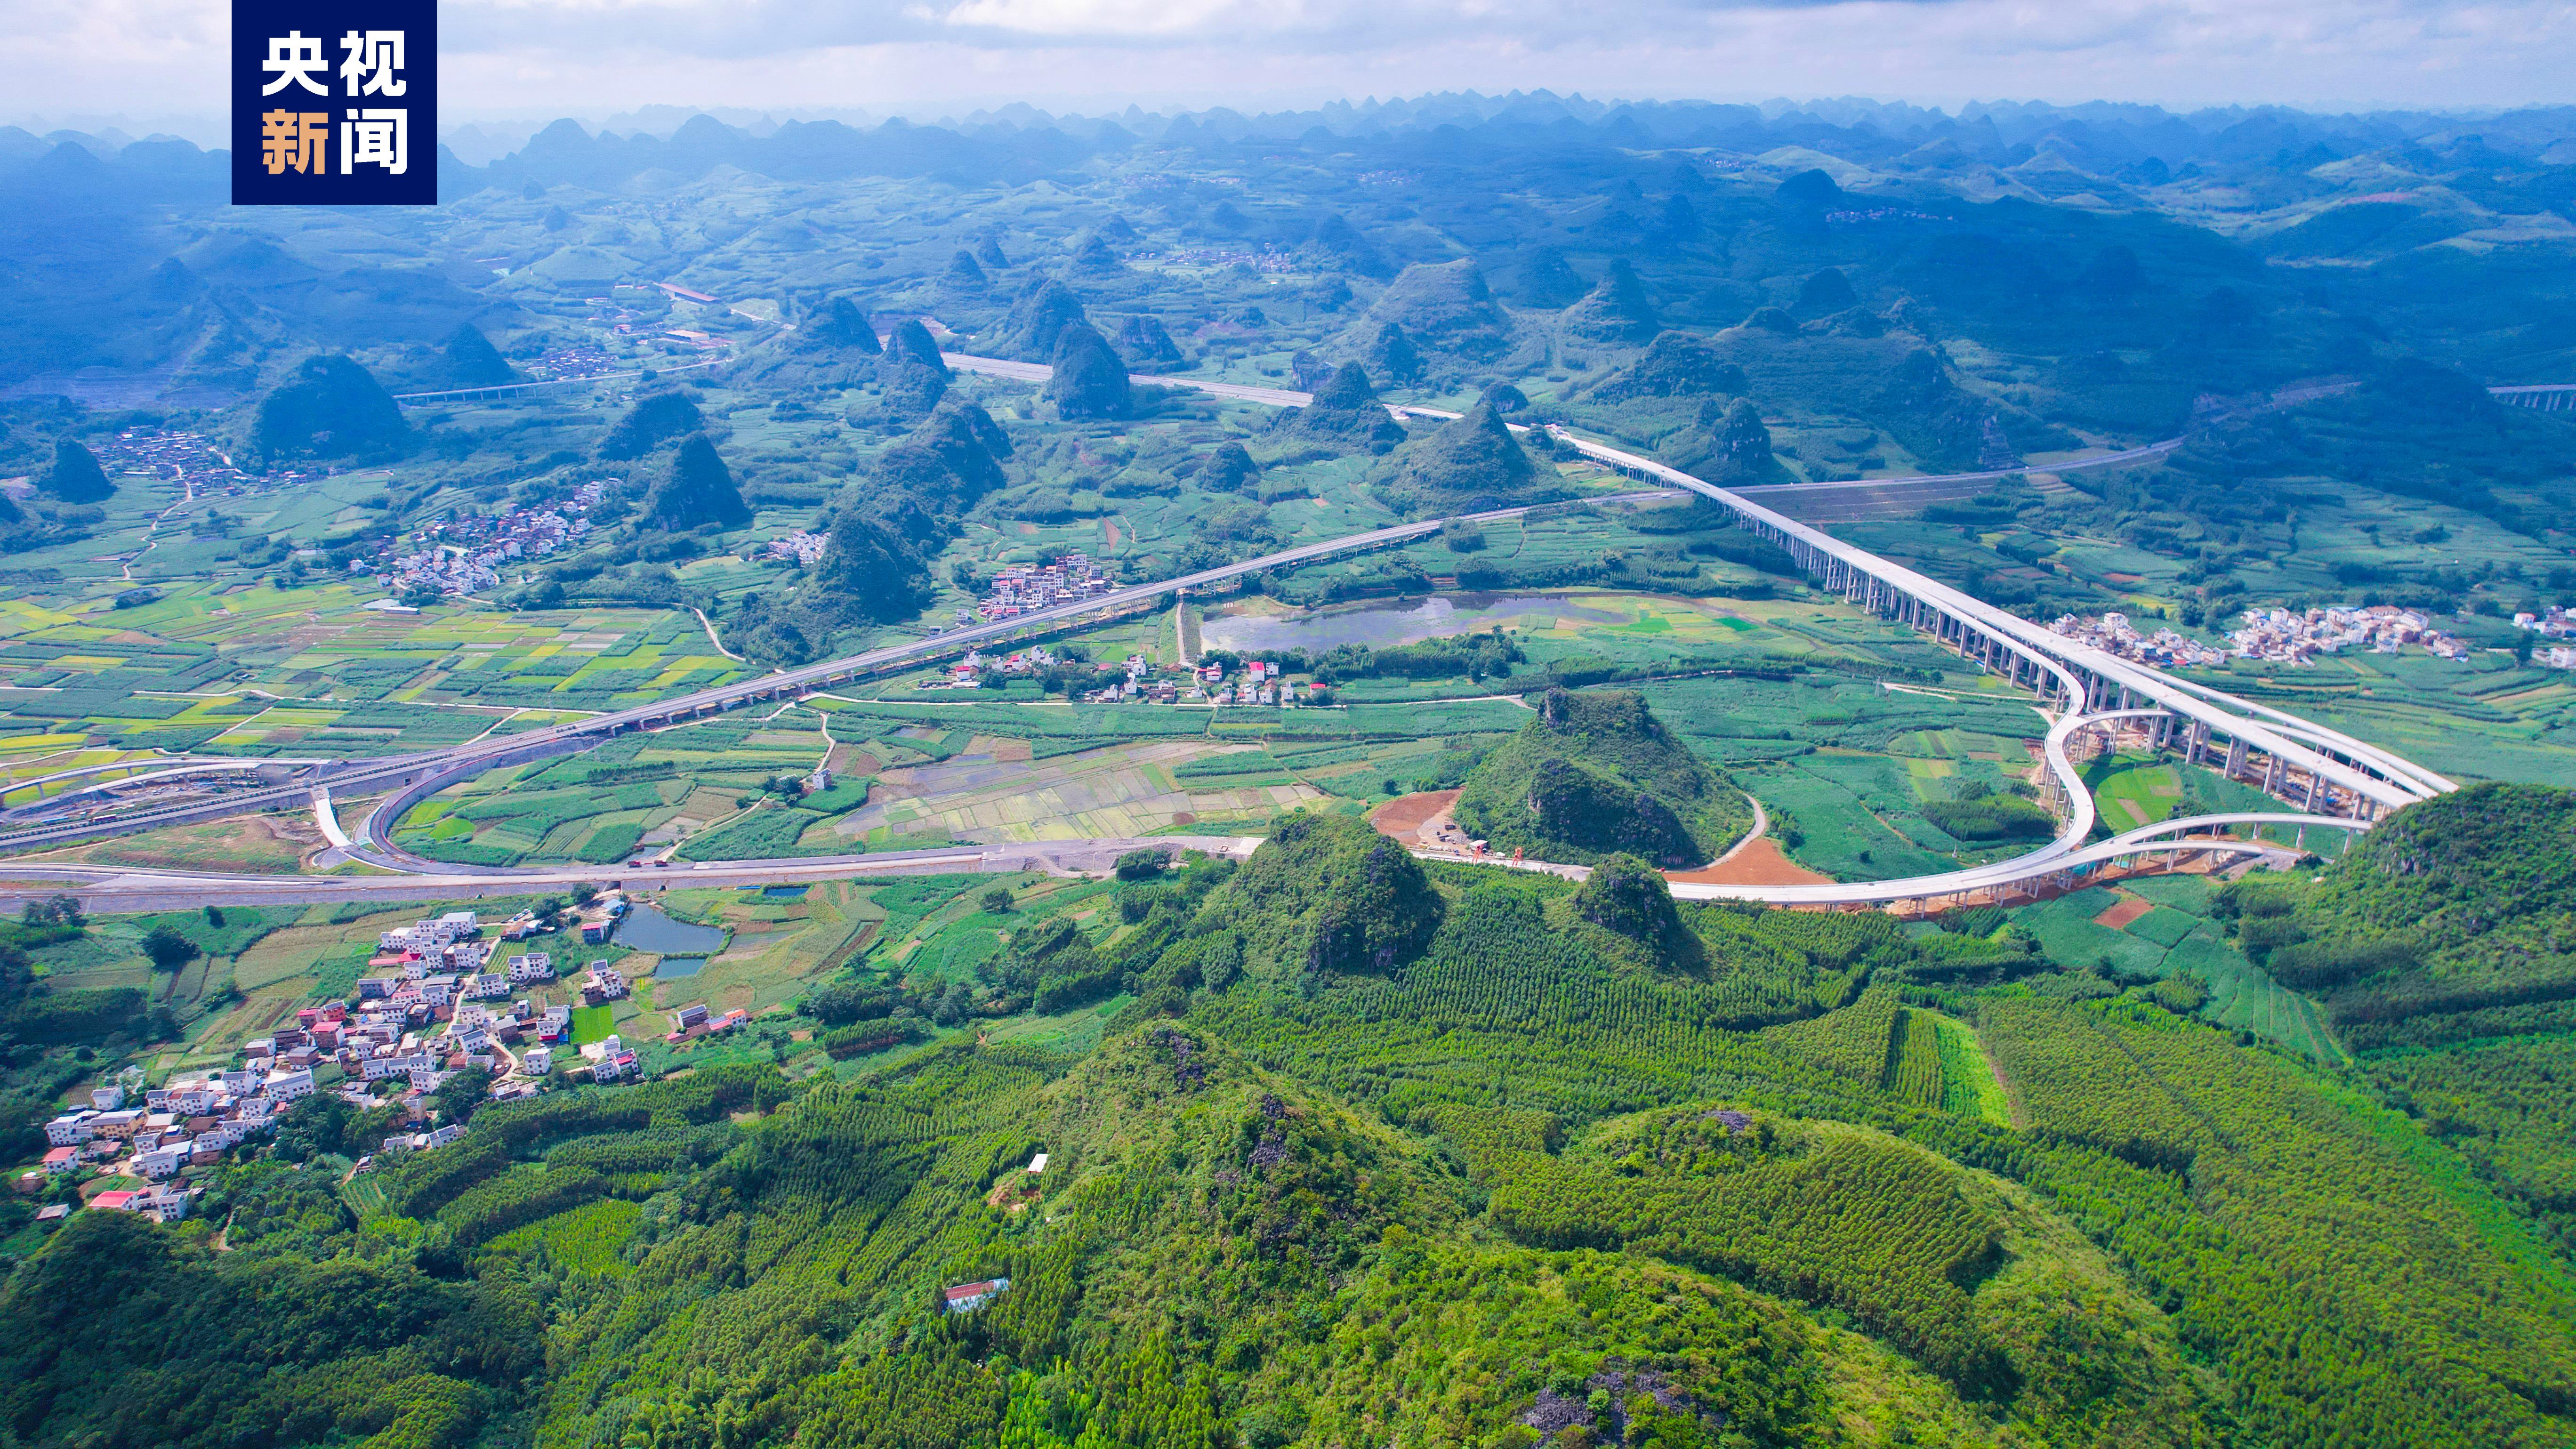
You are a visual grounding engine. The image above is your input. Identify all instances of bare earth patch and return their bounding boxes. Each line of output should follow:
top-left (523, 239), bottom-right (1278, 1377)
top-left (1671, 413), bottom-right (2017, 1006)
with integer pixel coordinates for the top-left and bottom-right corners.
top-left (2093, 892), bottom-right (2156, 930)
top-left (1369, 790), bottom-right (1460, 837)
top-left (39, 812), bottom-right (322, 874)
top-left (1665, 839), bottom-right (1833, 887)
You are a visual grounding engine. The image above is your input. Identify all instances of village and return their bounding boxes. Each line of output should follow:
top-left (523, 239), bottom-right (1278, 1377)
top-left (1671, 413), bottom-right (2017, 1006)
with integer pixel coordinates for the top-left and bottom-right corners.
top-left (18, 891), bottom-right (750, 1224)
top-left (922, 643), bottom-right (1327, 708)
top-left (972, 552), bottom-right (1118, 621)
top-left (2230, 604), bottom-right (2472, 665)
top-left (2513, 606), bottom-right (2576, 668)
top-left (88, 426), bottom-right (323, 499)
top-left (2048, 611), bottom-right (2232, 668)
top-left (375, 481), bottom-right (602, 598)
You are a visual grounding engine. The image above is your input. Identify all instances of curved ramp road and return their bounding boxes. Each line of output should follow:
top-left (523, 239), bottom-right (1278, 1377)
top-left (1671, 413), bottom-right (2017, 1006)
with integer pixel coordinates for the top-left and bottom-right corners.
top-left (1666, 812), bottom-right (2363, 907)
top-left (0, 487), bottom-right (1682, 854)
top-left (0, 352), bottom-right (2475, 912)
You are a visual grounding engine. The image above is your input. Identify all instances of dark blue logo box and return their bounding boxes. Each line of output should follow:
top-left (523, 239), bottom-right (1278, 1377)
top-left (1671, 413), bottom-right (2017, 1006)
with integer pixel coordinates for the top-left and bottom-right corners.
top-left (231, 0), bottom-right (437, 205)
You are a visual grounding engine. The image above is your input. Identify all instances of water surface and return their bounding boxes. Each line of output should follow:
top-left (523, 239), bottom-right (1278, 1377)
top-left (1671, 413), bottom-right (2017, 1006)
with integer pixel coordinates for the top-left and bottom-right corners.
top-left (614, 903), bottom-right (727, 955)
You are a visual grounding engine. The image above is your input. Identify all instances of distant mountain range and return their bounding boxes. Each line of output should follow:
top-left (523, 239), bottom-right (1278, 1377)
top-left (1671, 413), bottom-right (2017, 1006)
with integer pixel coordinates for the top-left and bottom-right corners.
top-left (8, 90), bottom-right (2576, 201)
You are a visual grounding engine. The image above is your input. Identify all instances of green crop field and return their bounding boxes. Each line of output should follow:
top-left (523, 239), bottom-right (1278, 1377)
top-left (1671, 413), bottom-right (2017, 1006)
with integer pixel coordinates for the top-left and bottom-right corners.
top-left (2005, 883), bottom-right (2345, 1062)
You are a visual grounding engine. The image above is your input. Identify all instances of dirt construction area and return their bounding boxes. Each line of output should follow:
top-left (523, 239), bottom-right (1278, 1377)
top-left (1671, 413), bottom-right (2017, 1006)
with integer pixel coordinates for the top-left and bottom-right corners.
top-left (1664, 838), bottom-right (1833, 887)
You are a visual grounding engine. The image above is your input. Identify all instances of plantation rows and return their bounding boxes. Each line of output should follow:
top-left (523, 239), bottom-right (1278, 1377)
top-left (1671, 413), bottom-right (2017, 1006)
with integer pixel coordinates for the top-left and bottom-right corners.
top-left (1971, 994), bottom-right (2576, 1448)
top-left (1455, 1104), bottom-right (2010, 1392)
top-left (1886, 1008), bottom-right (1945, 1108)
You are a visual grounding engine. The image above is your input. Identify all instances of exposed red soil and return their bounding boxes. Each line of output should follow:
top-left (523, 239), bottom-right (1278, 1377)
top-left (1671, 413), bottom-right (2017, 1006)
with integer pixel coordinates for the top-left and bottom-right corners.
top-left (1664, 839), bottom-right (1834, 886)
top-left (2093, 893), bottom-right (2156, 930)
top-left (1369, 790), bottom-right (1461, 837)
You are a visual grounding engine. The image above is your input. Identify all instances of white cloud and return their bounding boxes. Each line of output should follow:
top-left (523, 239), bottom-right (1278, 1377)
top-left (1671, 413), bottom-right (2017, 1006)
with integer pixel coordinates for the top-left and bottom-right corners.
top-left (4, 0), bottom-right (2574, 134)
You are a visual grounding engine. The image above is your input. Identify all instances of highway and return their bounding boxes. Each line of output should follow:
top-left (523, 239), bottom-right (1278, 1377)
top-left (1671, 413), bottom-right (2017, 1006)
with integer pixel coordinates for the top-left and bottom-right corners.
top-left (0, 837), bottom-right (1269, 913)
top-left (0, 479), bottom-right (1683, 856)
top-left (1666, 812), bottom-right (2359, 906)
top-left (1545, 428), bottom-right (2440, 821)
top-left (0, 350), bottom-right (2470, 913)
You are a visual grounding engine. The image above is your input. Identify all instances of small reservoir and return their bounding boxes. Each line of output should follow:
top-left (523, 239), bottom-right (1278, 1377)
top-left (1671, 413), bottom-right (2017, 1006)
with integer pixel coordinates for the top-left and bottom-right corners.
top-left (613, 902), bottom-right (728, 955)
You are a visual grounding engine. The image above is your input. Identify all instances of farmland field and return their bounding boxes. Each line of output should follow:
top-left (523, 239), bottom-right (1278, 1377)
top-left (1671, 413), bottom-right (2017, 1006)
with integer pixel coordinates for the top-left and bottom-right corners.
top-left (2006, 878), bottom-right (2346, 1063)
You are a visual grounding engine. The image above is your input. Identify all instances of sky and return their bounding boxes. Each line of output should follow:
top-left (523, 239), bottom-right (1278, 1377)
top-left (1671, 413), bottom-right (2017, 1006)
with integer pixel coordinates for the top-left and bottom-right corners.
top-left (8, 0), bottom-right (2576, 145)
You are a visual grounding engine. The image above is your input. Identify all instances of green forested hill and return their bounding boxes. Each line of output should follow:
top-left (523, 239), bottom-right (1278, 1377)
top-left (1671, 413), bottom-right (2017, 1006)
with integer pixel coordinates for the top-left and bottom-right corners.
top-left (2204, 783), bottom-right (2576, 1257)
top-left (9, 809), bottom-right (2576, 1449)
top-left (1456, 688), bottom-right (1754, 867)
top-left (2238, 781), bottom-right (2576, 1047)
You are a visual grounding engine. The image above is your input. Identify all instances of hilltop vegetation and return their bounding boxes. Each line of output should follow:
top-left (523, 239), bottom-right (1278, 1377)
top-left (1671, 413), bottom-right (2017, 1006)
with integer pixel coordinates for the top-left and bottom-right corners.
top-left (1456, 688), bottom-right (1754, 867)
top-left (10, 796), bottom-right (2576, 1448)
top-left (2232, 782), bottom-right (2576, 1047)
top-left (8, 83), bottom-right (2576, 1449)
top-left (250, 355), bottom-right (407, 462)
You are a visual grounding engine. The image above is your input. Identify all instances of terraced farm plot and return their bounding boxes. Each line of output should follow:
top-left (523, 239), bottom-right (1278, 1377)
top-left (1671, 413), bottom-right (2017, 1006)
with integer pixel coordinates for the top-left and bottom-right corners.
top-left (0, 577), bottom-right (749, 754)
top-left (2088, 757), bottom-right (2185, 829)
top-left (1739, 762), bottom-right (1955, 882)
top-left (2008, 884), bottom-right (2344, 1062)
top-left (829, 738), bottom-right (1321, 845)
top-left (483, 1198), bottom-right (642, 1277)
top-left (603, 880), bottom-right (896, 1022)
top-left (28, 813), bottom-right (324, 873)
top-left (1934, 1015), bottom-right (2012, 1124)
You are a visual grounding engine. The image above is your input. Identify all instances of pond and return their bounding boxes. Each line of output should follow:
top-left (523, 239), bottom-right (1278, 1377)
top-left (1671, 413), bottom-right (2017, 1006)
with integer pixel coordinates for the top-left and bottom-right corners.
top-left (653, 957), bottom-right (706, 979)
top-left (614, 903), bottom-right (728, 955)
top-left (1200, 593), bottom-right (1630, 654)
top-left (757, 884), bottom-right (810, 900)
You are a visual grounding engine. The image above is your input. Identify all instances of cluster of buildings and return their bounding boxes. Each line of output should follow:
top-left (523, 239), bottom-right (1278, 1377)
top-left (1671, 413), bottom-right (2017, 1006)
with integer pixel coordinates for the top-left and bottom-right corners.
top-left (1084, 655), bottom-right (1320, 707)
top-left (2049, 612), bottom-right (2231, 668)
top-left (20, 892), bottom-right (778, 1221)
top-left (90, 427), bottom-right (322, 500)
top-left (38, 1076), bottom-right (295, 1219)
top-left (935, 644), bottom-right (1067, 689)
top-left (926, 646), bottom-right (1320, 708)
top-left (1137, 244), bottom-right (1299, 273)
top-left (2513, 608), bottom-right (2576, 669)
top-left (766, 530), bottom-right (829, 567)
top-left (379, 493), bottom-right (598, 598)
top-left (978, 553), bottom-right (1116, 620)
top-left (1080, 652), bottom-right (1176, 703)
top-left (2230, 606), bottom-right (2470, 665)
top-left (664, 1000), bottom-right (749, 1045)
top-left (1190, 657), bottom-right (1317, 707)
top-left (531, 343), bottom-right (620, 380)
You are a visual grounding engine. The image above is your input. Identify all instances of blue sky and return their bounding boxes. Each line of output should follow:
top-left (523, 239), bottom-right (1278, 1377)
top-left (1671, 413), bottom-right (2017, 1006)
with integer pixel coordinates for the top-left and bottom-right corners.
top-left (7, 0), bottom-right (2572, 141)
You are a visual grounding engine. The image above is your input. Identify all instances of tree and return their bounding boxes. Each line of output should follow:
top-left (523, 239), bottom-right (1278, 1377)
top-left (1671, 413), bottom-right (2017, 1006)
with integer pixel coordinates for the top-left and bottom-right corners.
top-left (1115, 849), bottom-right (1171, 881)
top-left (40, 441), bottom-right (115, 503)
top-left (596, 389), bottom-right (706, 460)
top-left (434, 323), bottom-right (519, 388)
top-left (1200, 442), bottom-right (1258, 493)
top-left (810, 506), bottom-right (934, 624)
top-left (432, 1066), bottom-right (493, 1126)
top-left (140, 924), bottom-right (200, 974)
top-left (980, 887), bottom-right (1015, 914)
top-left (270, 1093), bottom-right (353, 1162)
